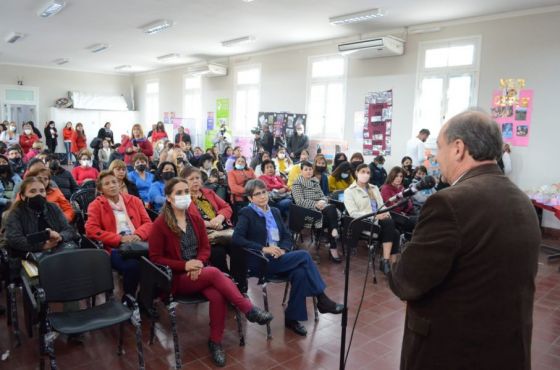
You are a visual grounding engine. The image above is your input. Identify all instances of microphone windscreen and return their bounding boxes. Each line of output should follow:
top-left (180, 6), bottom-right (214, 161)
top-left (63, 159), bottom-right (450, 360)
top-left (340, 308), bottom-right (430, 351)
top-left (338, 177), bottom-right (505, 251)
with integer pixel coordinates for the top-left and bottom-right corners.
top-left (418, 175), bottom-right (436, 190)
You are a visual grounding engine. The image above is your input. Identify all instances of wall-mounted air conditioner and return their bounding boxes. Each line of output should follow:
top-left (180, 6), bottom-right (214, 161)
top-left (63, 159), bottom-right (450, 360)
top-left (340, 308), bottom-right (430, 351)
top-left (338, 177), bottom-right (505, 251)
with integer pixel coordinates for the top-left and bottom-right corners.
top-left (338, 36), bottom-right (404, 59)
top-left (187, 63), bottom-right (227, 77)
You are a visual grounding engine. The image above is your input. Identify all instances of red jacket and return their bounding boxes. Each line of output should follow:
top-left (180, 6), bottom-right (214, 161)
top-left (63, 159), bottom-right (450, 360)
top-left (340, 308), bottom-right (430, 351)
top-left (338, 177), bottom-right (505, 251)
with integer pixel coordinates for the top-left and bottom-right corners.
top-left (71, 131), bottom-right (87, 154)
top-left (85, 193), bottom-right (153, 251)
top-left (197, 188), bottom-right (233, 224)
top-left (148, 204), bottom-right (210, 293)
top-left (150, 131), bottom-right (168, 144)
top-left (71, 166), bottom-right (100, 186)
top-left (380, 183), bottom-right (414, 215)
top-left (19, 134), bottom-right (39, 154)
top-left (63, 127), bottom-right (74, 141)
top-left (259, 174), bottom-right (288, 191)
top-left (118, 136), bottom-right (154, 165)
top-left (227, 168), bottom-right (256, 202)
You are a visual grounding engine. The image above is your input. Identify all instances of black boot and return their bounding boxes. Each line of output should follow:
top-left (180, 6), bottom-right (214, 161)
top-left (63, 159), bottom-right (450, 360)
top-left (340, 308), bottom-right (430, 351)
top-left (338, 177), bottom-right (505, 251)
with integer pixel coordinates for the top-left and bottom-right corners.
top-left (208, 340), bottom-right (226, 367)
top-left (285, 319), bottom-right (307, 336)
top-left (316, 293), bottom-right (344, 314)
top-left (245, 306), bottom-right (273, 325)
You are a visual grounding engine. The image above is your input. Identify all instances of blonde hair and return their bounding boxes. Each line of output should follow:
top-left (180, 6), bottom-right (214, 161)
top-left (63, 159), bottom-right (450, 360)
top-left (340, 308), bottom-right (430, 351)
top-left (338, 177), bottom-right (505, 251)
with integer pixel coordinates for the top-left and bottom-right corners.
top-left (78, 149), bottom-right (92, 159)
top-left (131, 123), bottom-right (144, 138)
top-left (108, 159), bottom-right (127, 172)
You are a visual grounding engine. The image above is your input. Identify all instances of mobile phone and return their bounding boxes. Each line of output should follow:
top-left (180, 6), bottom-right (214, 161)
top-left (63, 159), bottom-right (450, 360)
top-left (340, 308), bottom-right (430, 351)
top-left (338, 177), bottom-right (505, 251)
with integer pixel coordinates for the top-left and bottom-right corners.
top-left (26, 230), bottom-right (50, 244)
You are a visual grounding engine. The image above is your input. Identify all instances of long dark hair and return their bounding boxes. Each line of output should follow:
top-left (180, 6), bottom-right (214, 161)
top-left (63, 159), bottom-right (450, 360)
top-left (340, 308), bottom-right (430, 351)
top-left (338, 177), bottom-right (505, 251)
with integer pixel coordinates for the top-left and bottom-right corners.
top-left (75, 123), bottom-right (86, 138)
top-left (331, 161), bottom-right (352, 181)
top-left (0, 154), bottom-right (15, 179)
top-left (9, 176), bottom-right (45, 212)
top-left (156, 161), bottom-right (177, 181)
top-left (385, 166), bottom-right (406, 187)
top-left (162, 177), bottom-right (190, 237)
top-left (332, 153), bottom-right (348, 172)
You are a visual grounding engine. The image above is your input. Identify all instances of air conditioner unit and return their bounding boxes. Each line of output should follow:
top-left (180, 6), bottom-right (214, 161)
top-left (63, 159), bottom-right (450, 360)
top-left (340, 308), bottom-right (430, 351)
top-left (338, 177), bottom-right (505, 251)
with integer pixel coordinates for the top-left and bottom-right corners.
top-left (187, 63), bottom-right (227, 77)
top-left (338, 36), bottom-right (404, 59)
top-left (5, 32), bottom-right (26, 44)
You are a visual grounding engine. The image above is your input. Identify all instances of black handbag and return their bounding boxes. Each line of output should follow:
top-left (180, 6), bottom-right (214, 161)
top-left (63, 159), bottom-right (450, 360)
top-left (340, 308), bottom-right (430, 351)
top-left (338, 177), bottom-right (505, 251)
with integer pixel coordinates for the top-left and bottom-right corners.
top-left (118, 241), bottom-right (149, 259)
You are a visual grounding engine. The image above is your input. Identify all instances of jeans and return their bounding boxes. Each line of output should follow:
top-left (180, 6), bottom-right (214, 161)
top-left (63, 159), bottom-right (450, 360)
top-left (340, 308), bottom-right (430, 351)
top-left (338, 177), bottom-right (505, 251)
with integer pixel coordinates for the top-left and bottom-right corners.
top-left (64, 141), bottom-right (72, 164)
top-left (110, 250), bottom-right (140, 297)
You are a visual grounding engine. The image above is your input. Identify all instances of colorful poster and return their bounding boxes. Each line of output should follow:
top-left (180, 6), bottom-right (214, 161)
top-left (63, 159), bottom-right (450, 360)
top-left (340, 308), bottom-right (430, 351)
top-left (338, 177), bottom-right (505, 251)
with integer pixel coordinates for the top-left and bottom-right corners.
top-left (163, 112), bottom-right (176, 125)
top-left (363, 89), bottom-right (393, 156)
top-left (257, 111), bottom-right (306, 152)
top-left (205, 99), bottom-right (232, 149)
top-left (491, 79), bottom-right (533, 147)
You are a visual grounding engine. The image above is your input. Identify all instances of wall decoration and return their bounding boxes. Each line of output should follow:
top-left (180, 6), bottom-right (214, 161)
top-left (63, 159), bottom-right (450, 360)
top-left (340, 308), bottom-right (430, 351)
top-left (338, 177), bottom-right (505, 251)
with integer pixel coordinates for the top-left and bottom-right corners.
top-left (491, 79), bottom-right (533, 147)
top-left (257, 111), bottom-right (306, 153)
top-left (205, 99), bottom-right (232, 149)
top-left (363, 89), bottom-right (393, 156)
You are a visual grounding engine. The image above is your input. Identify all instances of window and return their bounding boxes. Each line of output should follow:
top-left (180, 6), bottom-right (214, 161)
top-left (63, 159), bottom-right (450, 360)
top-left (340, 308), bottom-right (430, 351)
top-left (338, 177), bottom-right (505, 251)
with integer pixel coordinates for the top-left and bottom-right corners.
top-left (306, 55), bottom-right (346, 138)
top-left (145, 80), bottom-right (160, 126)
top-left (234, 66), bottom-right (261, 134)
top-left (413, 37), bottom-right (480, 139)
top-left (183, 75), bottom-right (202, 136)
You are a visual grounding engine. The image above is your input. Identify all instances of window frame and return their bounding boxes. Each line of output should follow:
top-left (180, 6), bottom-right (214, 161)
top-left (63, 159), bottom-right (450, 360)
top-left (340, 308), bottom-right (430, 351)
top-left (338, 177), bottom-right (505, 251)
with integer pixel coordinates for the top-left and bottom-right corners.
top-left (233, 64), bottom-right (261, 135)
top-left (182, 74), bottom-right (203, 140)
top-left (145, 79), bottom-right (160, 127)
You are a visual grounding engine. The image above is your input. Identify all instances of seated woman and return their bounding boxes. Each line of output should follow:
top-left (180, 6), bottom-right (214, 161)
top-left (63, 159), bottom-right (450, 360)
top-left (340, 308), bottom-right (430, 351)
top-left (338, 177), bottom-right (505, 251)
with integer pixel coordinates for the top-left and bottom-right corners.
top-left (0, 154), bottom-right (21, 214)
top-left (272, 147), bottom-right (293, 177)
top-left (148, 178), bottom-right (272, 367)
top-left (258, 159), bottom-right (292, 219)
top-left (109, 159), bottom-right (141, 199)
top-left (148, 161), bottom-right (178, 213)
top-left (328, 161), bottom-right (354, 193)
top-left (287, 149), bottom-right (309, 188)
top-left (251, 151), bottom-right (270, 177)
top-left (344, 164), bottom-right (400, 274)
top-left (312, 154), bottom-right (329, 195)
top-left (25, 168), bottom-right (75, 222)
top-left (380, 166), bottom-right (417, 233)
top-left (331, 152), bottom-right (348, 172)
top-left (401, 156), bottom-right (414, 187)
top-left (349, 152), bottom-right (365, 172)
top-left (85, 171), bottom-right (153, 297)
top-left (227, 156), bottom-right (256, 211)
top-left (48, 156), bottom-right (79, 200)
top-left (233, 179), bottom-right (343, 336)
top-left (128, 153), bottom-right (154, 203)
top-left (411, 165), bottom-right (436, 211)
top-left (292, 161), bottom-right (342, 263)
top-left (71, 150), bottom-right (99, 186)
top-left (5, 176), bottom-right (79, 259)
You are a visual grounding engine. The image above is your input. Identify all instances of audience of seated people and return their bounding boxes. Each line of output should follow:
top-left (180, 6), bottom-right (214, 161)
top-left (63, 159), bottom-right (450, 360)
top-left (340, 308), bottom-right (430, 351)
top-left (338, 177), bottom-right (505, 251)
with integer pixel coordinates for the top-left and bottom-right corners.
top-left (272, 146), bottom-right (293, 177)
top-left (368, 155), bottom-right (387, 187)
top-left (287, 149), bottom-right (310, 188)
top-left (47, 156), bottom-right (79, 200)
top-left (227, 155), bottom-right (256, 212)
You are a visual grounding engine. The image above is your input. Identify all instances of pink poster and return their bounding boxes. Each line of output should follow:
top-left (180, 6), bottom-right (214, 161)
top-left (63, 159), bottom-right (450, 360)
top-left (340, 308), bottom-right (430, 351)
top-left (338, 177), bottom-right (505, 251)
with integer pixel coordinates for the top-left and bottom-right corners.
top-left (491, 87), bottom-right (533, 147)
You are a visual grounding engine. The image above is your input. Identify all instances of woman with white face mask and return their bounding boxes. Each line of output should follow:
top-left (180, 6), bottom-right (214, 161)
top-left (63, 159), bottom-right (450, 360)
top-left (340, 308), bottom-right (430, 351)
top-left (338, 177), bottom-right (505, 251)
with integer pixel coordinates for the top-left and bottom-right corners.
top-left (0, 122), bottom-right (19, 146)
top-left (272, 147), bottom-right (293, 176)
top-left (148, 177), bottom-right (273, 367)
top-left (71, 149), bottom-right (99, 186)
top-left (19, 123), bottom-right (40, 155)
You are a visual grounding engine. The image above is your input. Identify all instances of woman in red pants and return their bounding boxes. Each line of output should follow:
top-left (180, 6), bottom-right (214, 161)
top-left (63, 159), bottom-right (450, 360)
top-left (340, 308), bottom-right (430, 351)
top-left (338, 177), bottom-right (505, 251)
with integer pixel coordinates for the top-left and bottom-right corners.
top-left (148, 177), bottom-right (272, 367)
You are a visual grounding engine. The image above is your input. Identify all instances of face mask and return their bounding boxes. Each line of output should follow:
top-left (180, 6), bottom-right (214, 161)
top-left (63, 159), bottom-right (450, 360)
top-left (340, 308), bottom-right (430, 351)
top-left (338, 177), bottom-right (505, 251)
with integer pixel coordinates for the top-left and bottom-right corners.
top-left (376, 164), bottom-right (383, 169)
top-left (404, 164), bottom-right (412, 169)
top-left (24, 129), bottom-right (32, 135)
top-left (80, 160), bottom-right (91, 167)
top-left (161, 172), bottom-right (175, 181)
top-left (174, 194), bottom-right (191, 210)
top-left (296, 130), bottom-right (304, 135)
top-left (235, 164), bottom-right (245, 170)
top-left (10, 126), bottom-right (16, 132)
top-left (357, 173), bottom-right (370, 183)
top-left (315, 166), bottom-right (326, 173)
top-left (26, 195), bottom-right (46, 211)
top-left (0, 165), bottom-right (10, 174)
top-left (277, 153), bottom-right (285, 159)
top-left (341, 173), bottom-right (350, 179)
top-left (136, 164), bottom-right (147, 172)
top-left (352, 161), bottom-right (363, 167)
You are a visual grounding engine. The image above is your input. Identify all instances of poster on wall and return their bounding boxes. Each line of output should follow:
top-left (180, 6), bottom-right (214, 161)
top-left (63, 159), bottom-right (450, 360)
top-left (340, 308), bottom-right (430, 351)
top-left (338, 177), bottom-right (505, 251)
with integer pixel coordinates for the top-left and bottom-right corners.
top-left (205, 99), bottom-right (232, 149)
top-left (257, 111), bottom-right (306, 152)
top-left (490, 79), bottom-right (533, 147)
top-left (363, 89), bottom-right (393, 156)
top-left (163, 112), bottom-right (176, 125)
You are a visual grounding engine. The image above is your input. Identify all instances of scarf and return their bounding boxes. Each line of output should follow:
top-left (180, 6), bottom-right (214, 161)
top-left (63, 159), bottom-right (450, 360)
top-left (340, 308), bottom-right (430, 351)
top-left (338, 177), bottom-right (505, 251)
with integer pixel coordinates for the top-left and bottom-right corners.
top-left (193, 192), bottom-right (217, 221)
top-left (107, 194), bottom-right (136, 235)
top-left (249, 203), bottom-right (279, 246)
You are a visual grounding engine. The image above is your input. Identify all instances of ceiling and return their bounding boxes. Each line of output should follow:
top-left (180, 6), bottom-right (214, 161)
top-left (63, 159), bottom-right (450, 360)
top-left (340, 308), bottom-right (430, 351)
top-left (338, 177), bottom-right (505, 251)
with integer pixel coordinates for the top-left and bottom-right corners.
top-left (0, 0), bottom-right (559, 74)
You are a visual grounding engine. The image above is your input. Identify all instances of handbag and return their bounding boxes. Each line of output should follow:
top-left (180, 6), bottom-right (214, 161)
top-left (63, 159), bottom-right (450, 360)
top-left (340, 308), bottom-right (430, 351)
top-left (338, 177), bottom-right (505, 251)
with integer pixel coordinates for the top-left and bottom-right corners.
top-left (207, 228), bottom-right (234, 246)
top-left (118, 241), bottom-right (149, 259)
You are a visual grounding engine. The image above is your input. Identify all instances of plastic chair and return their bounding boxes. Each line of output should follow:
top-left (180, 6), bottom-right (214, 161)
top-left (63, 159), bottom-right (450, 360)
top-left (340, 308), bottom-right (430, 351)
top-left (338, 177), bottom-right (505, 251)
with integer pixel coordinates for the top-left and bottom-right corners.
top-left (242, 247), bottom-right (318, 340)
top-left (35, 249), bottom-right (145, 370)
top-left (1, 248), bottom-right (22, 347)
top-left (138, 257), bottom-right (245, 370)
top-left (70, 188), bottom-right (97, 234)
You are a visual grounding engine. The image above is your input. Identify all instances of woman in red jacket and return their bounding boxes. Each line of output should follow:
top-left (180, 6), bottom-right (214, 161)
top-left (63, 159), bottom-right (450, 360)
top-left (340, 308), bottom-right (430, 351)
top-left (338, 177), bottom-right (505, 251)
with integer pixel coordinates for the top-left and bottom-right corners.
top-left (62, 121), bottom-right (74, 164)
top-left (19, 122), bottom-right (40, 155)
top-left (118, 124), bottom-right (154, 166)
top-left (258, 159), bottom-right (292, 218)
top-left (71, 122), bottom-right (87, 155)
top-left (226, 156), bottom-right (255, 214)
top-left (150, 121), bottom-right (168, 144)
top-left (71, 150), bottom-right (99, 186)
top-left (148, 178), bottom-right (272, 367)
top-left (86, 171), bottom-right (153, 296)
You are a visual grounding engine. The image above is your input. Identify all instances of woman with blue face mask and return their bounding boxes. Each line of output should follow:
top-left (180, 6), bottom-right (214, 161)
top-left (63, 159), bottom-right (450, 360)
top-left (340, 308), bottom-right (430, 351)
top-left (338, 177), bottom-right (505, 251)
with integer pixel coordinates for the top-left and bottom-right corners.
top-left (328, 161), bottom-right (354, 193)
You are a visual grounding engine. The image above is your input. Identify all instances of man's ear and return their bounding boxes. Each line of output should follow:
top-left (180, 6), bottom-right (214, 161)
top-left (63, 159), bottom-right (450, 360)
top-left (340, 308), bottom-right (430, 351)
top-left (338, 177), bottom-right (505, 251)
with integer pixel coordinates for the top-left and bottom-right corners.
top-left (453, 139), bottom-right (467, 161)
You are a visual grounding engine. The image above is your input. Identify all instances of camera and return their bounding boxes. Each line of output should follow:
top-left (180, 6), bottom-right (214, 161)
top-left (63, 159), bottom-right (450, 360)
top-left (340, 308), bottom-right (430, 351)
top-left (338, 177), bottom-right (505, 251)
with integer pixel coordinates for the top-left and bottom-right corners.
top-left (250, 127), bottom-right (261, 135)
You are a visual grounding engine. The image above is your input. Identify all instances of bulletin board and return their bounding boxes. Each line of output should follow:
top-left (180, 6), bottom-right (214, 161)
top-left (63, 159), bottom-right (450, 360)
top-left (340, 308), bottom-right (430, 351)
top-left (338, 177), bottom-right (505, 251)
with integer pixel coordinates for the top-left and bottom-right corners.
top-left (363, 89), bottom-right (393, 156)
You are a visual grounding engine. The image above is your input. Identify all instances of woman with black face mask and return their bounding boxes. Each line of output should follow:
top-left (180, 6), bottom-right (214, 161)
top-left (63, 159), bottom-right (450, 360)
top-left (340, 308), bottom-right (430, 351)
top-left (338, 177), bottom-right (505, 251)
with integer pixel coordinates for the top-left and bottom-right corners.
top-left (5, 177), bottom-right (79, 259)
top-left (0, 154), bottom-right (22, 214)
top-left (349, 152), bottom-right (365, 172)
top-left (148, 161), bottom-right (177, 213)
top-left (128, 153), bottom-right (154, 203)
top-left (401, 156), bottom-right (414, 187)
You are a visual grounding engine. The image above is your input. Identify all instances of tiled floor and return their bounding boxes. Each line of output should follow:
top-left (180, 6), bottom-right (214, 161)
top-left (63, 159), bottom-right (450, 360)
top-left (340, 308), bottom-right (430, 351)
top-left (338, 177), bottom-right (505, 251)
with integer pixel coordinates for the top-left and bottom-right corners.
top-left (2, 240), bottom-right (560, 370)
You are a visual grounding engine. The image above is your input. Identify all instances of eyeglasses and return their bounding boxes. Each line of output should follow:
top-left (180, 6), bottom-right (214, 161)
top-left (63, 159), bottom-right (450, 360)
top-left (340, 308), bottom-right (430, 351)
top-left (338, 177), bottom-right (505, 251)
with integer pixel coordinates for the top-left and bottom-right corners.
top-left (252, 190), bottom-right (268, 197)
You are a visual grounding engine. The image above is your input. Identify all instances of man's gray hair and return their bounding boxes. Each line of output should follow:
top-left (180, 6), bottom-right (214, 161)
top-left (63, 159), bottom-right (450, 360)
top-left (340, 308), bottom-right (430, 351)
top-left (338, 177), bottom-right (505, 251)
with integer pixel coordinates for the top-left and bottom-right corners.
top-left (444, 110), bottom-right (503, 161)
top-left (245, 179), bottom-right (267, 197)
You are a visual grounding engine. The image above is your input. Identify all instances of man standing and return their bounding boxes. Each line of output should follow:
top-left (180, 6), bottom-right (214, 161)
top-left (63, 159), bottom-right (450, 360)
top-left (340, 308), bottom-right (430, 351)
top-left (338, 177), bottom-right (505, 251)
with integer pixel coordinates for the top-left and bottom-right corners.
top-left (406, 128), bottom-right (430, 167)
top-left (389, 111), bottom-right (540, 370)
top-left (287, 122), bottom-right (309, 162)
top-left (258, 124), bottom-right (274, 155)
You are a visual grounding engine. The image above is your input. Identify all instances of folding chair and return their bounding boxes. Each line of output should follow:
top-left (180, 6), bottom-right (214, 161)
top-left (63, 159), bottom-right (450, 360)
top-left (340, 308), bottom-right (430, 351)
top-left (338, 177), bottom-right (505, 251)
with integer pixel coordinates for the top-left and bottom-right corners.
top-left (70, 188), bottom-right (97, 234)
top-left (138, 257), bottom-right (245, 370)
top-left (288, 203), bottom-right (323, 258)
top-left (35, 249), bottom-right (145, 370)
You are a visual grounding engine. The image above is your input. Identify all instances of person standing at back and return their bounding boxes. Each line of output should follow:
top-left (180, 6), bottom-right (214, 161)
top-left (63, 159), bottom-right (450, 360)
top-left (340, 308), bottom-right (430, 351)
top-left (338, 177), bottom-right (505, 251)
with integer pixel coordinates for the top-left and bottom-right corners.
top-left (406, 128), bottom-right (430, 167)
top-left (388, 110), bottom-right (541, 370)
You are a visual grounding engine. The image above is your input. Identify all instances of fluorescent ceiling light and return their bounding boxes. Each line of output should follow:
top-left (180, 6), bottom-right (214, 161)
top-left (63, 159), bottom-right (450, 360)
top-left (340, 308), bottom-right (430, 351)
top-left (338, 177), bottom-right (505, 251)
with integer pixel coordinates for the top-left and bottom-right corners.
top-left (157, 53), bottom-right (181, 62)
top-left (53, 58), bottom-right (69, 65)
top-left (38, 0), bottom-right (66, 18)
top-left (221, 35), bottom-right (256, 47)
top-left (87, 43), bottom-right (110, 53)
top-left (242, 0), bottom-right (256, 2)
top-left (5, 32), bottom-right (26, 44)
top-left (115, 65), bottom-right (132, 71)
top-left (408, 27), bottom-right (442, 35)
top-left (141, 20), bottom-right (174, 35)
top-left (329, 8), bottom-right (384, 25)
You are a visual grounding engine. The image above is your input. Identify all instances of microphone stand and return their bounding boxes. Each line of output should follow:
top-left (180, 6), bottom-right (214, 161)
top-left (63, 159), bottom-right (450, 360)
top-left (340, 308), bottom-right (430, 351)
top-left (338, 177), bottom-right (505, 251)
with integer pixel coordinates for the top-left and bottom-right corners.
top-left (339, 196), bottom-right (412, 370)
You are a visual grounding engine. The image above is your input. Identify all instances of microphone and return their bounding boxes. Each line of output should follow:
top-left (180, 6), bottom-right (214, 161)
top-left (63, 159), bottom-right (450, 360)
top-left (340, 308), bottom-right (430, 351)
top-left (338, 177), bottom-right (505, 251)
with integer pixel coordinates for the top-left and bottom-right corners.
top-left (387, 175), bottom-right (436, 203)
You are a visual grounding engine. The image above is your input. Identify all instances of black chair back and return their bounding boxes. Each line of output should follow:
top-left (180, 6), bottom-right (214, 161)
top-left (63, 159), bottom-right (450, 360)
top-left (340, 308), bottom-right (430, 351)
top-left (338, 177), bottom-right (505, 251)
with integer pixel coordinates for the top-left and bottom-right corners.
top-left (80, 180), bottom-right (97, 190)
top-left (288, 203), bottom-right (322, 233)
top-left (38, 249), bottom-right (113, 303)
top-left (70, 188), bottom-right (97, 213)
top-left (146, 208), bottom-right (159, 222)
top-left (138, 257), bottom-right (172, 310)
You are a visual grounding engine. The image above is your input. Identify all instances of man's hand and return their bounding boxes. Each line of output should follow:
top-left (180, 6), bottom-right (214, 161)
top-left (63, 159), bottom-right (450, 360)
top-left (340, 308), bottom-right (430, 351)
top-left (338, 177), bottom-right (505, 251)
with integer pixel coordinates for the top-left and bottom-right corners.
top-left (262, 246), bottom-right (285, 259)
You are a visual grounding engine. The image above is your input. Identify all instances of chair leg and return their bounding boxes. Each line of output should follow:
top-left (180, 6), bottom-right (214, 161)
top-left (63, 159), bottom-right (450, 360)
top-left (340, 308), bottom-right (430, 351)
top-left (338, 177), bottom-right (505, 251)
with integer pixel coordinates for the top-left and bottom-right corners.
top-left (281, 282), bottom-right (290, 307)
top-left (8, 283), bottom-right (21, 347)
top-left (312, 296), bottom-right (319, 322)
top-left (43, 322), bottom-right (57, 370)
top-left (234, 308), bottom-right (245, 346)
top-left (117, 322), bottom-right (125, 355)
top-left (262, 283), bottom-right (272, 340)
top-left (130, 303), bottom-right (146, 370)
top-left (369, 243), bottom-right (377, 285)
top-left (167, 302), bottom-right (181, 370)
